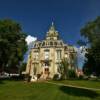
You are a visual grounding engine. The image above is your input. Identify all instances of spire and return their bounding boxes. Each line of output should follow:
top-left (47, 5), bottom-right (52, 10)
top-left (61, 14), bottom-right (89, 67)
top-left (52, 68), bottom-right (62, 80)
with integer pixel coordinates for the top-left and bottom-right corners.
top-left (52, 21), bottom-right (54, 26)
top-left (49, 22), bottom-right (55, 31)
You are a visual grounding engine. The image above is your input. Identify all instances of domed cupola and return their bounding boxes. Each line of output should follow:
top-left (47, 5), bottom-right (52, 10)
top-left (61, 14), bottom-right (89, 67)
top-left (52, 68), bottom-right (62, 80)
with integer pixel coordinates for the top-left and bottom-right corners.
top-left (46, 22), bottom-right (59, 40)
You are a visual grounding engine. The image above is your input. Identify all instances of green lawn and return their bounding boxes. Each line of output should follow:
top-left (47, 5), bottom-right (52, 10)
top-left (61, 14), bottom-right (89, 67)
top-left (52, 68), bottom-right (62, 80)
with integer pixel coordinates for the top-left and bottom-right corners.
top-left (52, 80), bottom-right (100, 89)
top-left (0, 80), bottom-right (100, 100)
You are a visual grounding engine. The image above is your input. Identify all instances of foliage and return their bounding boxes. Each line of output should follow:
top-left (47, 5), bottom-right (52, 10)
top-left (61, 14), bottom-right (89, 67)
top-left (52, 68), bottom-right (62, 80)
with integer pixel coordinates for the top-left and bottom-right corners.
top-left (24, 74), bottom-right (31, 82)
top-left (83, 53), bottom-right (95, 76)
top-left (0, 19), bottom-right (27, 73)
top-left (10, 75), bottom-right (24, 81)
top-left (67, 69), bottom-right (77, 79)
top-left (77, 40), bottom-right (87, 46)
top-left (79, 16), bottom-right (100, 76)
top-left (53, 74), bottom-right (60, 80)
top-left (20, 62), bottom-right (27, 72)
top-left (60, 58), bottom-right (77, 79)
top-left (60, 58), bottom-right (69, 79)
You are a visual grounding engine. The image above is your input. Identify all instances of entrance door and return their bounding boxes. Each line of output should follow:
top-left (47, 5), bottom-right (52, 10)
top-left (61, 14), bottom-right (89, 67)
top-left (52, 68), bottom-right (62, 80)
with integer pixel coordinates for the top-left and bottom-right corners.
top-left (44, 68), bottom-right (49, 74)
top-left (44, 61), bottom-right (49, 74)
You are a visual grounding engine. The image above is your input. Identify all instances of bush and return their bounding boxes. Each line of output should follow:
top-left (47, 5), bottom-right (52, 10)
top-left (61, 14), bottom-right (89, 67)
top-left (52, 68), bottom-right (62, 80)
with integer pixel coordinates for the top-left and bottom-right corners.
top-left (68, 69), bottom-right (77, 79)
top-left (78, 75), bottom-right (83, 80)
top-left (37, 74), bottom-right (41, 79)
top-left (10, 75), bottom-right (24, 81)
top-left (53, 74), bottom-right (61, 80)
top-left (24, 74), bottom-right (31, 82)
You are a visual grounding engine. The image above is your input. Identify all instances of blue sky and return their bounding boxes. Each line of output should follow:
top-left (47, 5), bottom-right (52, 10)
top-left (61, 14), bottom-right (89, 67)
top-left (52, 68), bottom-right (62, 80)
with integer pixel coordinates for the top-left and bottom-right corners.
top-left (0, 0), bottom-right (100, 45)
top-left (0, 0), bottom-right (100, 68)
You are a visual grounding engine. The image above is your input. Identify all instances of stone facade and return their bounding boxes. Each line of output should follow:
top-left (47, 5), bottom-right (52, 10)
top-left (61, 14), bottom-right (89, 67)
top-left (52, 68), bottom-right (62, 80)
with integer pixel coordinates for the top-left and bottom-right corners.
top-left (26, 22), bottom-right (77, 81)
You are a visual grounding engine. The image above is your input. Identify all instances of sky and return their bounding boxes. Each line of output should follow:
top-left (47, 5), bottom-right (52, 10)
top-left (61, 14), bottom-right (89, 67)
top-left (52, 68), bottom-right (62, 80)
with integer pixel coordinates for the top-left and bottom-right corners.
top-left (0, 0), bottom-right (100, 68)
top-left (0, 0), bottom-right (100, 45)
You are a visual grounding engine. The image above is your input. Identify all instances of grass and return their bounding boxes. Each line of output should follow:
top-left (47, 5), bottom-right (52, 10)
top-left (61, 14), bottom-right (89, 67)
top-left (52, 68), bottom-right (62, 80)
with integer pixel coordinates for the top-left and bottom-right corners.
top-left (0, 80), bottom-right (100, 100)
top-left (52, 80), bottom-right (100, 89)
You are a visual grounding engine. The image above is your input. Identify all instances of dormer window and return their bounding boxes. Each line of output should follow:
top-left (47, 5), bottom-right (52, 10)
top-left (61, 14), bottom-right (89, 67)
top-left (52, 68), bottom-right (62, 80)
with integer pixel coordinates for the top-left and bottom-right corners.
top-left (50, 41), bottom-right (53, 46)
top-left (42, 42), bottom-right (45, 46)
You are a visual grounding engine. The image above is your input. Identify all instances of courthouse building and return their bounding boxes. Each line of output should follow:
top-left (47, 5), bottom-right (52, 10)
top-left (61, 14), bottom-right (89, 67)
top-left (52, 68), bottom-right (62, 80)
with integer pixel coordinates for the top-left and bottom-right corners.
top-left (26, 23), bottom-right (77, 80)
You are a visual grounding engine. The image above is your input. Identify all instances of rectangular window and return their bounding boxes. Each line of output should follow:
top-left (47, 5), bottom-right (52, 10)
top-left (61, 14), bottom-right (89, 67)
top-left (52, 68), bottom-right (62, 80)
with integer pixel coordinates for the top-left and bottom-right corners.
top-left (44, 50), bottom-right (49, 60)
top-left (34, 52), bottom-right (39, 60)
top-left (56, 50), bottom-right (62, 60)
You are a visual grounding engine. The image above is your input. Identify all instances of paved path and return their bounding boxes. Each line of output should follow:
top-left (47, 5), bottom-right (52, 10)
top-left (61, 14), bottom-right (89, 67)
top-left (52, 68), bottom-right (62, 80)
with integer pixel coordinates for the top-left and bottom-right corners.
top-left (45, 81), bottom-right (100, 91)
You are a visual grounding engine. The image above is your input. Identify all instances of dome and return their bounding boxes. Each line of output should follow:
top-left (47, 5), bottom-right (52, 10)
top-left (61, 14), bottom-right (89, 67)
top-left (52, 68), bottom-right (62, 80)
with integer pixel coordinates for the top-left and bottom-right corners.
top-left (46, 22), bottom-right (59, 39)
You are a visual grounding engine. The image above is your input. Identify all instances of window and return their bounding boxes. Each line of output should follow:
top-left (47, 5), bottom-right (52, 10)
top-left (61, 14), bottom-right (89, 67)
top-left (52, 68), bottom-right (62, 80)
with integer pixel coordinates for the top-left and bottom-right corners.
top-left (45, 61), bottom-right (50, 66)
top-left (50, 42), bottom-right (53, 46)
top-left (44, 50), bottom-right (49, 60)
top-left (50, 37), bottom-right (53, 40)
top-left (42, 42), bottom-right (45, 46)
top-left (54, 42), bottom-right (57, 46)
top-left (56, 50), bottom-right (62, 60)
top-left (33, 64), bottom-right (37, 75)
top-left (60, 42), bottom-right (63, 46)
top-left (34, 52), bottom-right (39, 60)
top-left (45, 68), bottom-right (49, 71)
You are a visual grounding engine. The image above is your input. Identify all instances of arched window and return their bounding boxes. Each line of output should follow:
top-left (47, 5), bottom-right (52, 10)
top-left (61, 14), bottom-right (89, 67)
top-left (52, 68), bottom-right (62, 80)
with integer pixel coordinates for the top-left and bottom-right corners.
top-left (50, 41), bottom-right (53, 46)
top-left (42, 42), bottom-right (45, 46)
top-left (54, 42), bottom-right (57, 46)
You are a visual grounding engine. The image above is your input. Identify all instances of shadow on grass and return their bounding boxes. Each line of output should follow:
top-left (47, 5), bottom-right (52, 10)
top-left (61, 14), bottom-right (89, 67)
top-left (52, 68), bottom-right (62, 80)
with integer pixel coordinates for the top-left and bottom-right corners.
top-left (0, 79), bottom-right (5, 84)
top-left (59, 86), bottom-right (99, 98)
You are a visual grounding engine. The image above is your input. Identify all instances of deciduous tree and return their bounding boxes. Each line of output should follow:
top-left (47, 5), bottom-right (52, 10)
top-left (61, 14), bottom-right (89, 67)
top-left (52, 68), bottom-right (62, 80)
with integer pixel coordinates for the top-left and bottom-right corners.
top-left (79, 16), bottom-right (100, 76)
top-left (0, 19), bottom-right (27, 73)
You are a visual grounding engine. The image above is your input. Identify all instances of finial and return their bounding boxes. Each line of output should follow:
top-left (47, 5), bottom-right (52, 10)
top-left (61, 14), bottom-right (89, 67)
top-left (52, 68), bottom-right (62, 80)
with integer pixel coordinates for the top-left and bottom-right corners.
top-left (52, 22), bottom-right (54, 26)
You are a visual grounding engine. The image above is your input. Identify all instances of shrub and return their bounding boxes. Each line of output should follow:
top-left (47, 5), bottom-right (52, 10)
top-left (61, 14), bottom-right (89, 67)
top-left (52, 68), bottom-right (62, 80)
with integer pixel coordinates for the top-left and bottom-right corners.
top-left (10, 75), bottom-right (24, 81)
top-left (24, 74), bottom-right (31, 82)
top-left (78, 75), bottom-right (83, 80)
top-left (53, 74), bottom-right (61, 80)
top-left (68, 69), bottom-right (77, 79)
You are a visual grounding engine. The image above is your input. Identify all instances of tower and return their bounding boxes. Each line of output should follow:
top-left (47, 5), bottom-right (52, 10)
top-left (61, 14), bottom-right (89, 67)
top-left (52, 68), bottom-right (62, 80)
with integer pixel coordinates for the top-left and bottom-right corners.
top-left (46, 22), bottom-right (59, 40)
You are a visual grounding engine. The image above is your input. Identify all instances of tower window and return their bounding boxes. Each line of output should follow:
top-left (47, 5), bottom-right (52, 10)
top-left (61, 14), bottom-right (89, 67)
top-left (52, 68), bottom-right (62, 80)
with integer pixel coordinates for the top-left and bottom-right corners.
top-left (50, 41), bottom-right (53, 46)
top-left (42, 42), bottom-right (45, 46)
top-left (54, 42), bottom-right (57, 46)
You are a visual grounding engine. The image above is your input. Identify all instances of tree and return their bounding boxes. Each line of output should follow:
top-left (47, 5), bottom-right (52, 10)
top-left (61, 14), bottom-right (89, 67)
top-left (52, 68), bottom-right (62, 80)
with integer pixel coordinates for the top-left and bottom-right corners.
top-left (60, 58), bottom-right (77, 79)
top-left (20, 62), bottom-right (27, 73)
top-left (60, 58), bottom-right (69, 79)
top-left (0, 19), bottom-right (27, 73)
top-left (79, 16), bottom-right (100, 76)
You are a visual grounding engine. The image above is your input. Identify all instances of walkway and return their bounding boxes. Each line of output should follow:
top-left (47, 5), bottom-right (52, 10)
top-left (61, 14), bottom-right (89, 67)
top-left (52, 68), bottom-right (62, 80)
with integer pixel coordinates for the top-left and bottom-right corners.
top-left (45, 81), bottom-right (100, 91)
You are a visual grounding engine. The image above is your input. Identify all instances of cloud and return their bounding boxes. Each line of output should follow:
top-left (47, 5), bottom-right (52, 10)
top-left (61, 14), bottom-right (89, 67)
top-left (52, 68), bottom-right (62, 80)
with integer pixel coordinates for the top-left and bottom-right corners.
top-left (71, 46), bottom-right (86, 69)
top-left (77, 46), bottom-right (87, 69)
top-left (25, 35), bottom-right (37, 45)
top-left (24, 35), bottom-right (37, 62)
